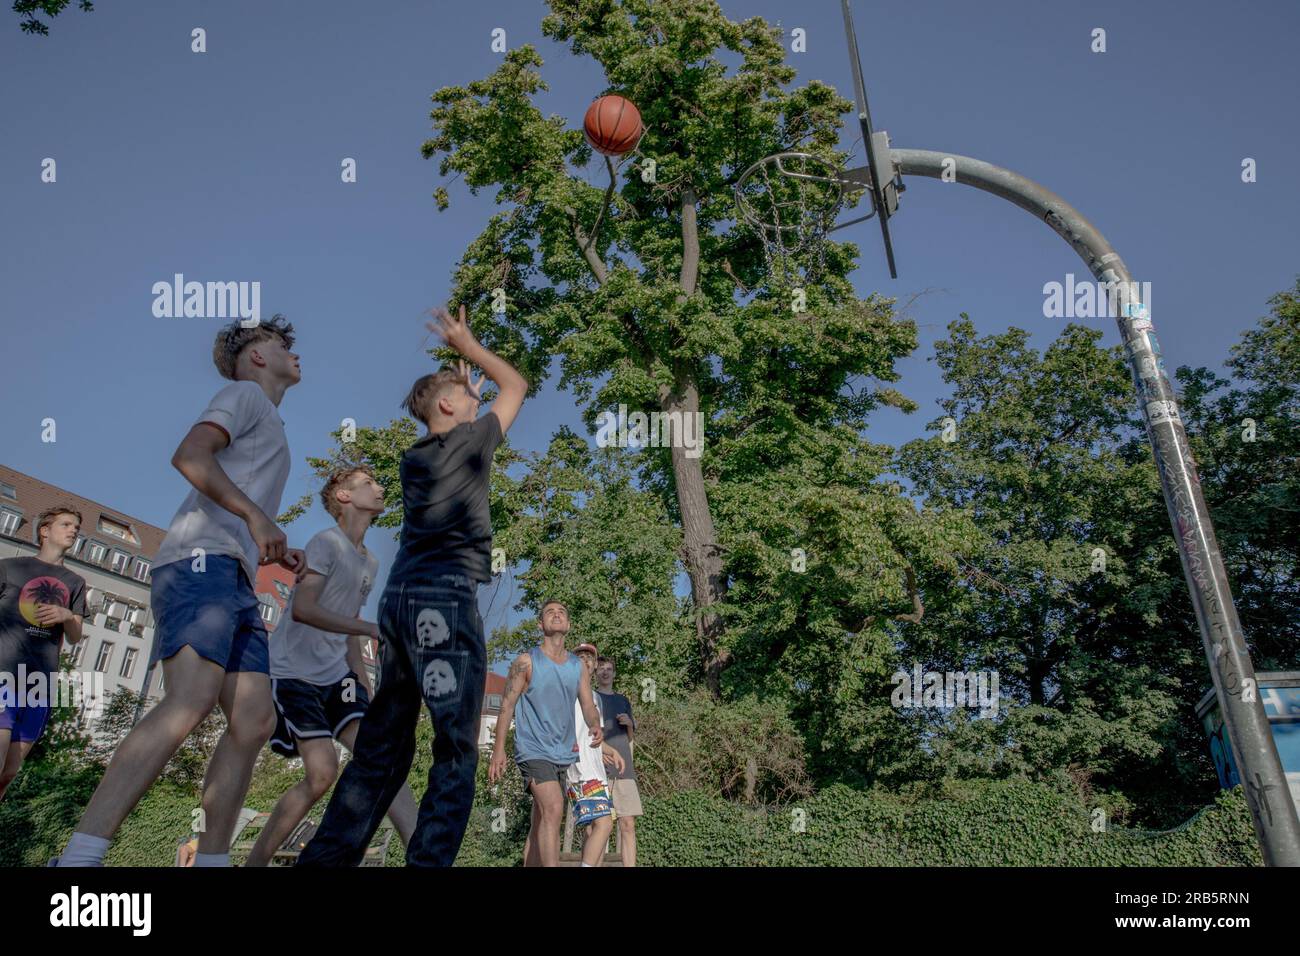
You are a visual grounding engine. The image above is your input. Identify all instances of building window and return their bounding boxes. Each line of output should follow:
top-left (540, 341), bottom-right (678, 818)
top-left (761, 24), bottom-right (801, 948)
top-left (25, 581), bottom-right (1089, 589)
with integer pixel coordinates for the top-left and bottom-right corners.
top-left (0, 482), bottom-right (15, 500)
top-left (258, 601), bottom-right (277, 624)
top-left (69, 641), bottom-right (87, 666)
top-left (94, 642), bottom-right (114, 673)
top-left (102, 599), bottom-right (124, 631)
top-left (486, 694), bottom-right (502, 710)
top-left (110, 550), bottom-right (130, 575)
top-left (71, 535), bottom-right (86, 557)
top-left (125, 606), bottom-right (146, 637)
top-left (132, 558), bottom-right (151, 582)
top-left (119, 647), bottom-right (138, 680)
top-left (0, 509), bottom-right (20, 537)
top-left (86, 540), bottom-right (108, 565)
top-left (97, 516), bottom-right (139, 545)
top-left (155, 670), bottom-right (165, 694)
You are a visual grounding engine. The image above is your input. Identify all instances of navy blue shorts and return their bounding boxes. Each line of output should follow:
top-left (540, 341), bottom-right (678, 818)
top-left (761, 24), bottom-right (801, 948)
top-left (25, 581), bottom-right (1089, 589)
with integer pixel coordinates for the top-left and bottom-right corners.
top-left (149, 556), bottom-right (270, 674)
top-left (269, 672), bottom-right (371, 757)
top-left (0, 698), bottom-right (50, 743)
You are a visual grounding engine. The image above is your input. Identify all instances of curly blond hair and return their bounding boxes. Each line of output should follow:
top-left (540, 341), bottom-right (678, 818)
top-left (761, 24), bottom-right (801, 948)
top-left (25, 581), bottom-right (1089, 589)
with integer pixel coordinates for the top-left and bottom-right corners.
top-left (211, 314), bottom-right (296, 380)
top-left (320, 465), bottom-right (377, 519)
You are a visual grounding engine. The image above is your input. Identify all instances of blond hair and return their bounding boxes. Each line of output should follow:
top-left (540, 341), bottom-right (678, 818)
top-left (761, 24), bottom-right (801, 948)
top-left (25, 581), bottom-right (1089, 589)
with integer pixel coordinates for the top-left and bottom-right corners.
top-left (401, 367), bottom-right (469, 424)
top-left (320, 465), bottom-right (376, 520)
top-left (212, 314), bottom-right (296, 380)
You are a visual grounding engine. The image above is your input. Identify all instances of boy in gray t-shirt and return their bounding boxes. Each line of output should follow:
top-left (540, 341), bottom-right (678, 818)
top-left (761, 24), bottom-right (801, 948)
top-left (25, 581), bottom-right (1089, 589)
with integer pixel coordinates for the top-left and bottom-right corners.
top-left (247, 466), bottom-right (417, 866)
top-left (59, 317), bottom-right (307, 868)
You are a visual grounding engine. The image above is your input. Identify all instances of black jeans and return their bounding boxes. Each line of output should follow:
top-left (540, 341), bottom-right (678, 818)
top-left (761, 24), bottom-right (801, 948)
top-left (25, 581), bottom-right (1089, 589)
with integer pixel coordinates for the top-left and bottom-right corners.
top-left (296, 574), bottom-right (486, 867)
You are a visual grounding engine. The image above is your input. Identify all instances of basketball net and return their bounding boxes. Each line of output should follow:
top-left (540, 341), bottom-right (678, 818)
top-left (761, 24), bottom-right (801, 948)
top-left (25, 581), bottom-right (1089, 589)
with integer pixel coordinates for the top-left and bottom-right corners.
top-left (733, 152), bottom-right (850, 286)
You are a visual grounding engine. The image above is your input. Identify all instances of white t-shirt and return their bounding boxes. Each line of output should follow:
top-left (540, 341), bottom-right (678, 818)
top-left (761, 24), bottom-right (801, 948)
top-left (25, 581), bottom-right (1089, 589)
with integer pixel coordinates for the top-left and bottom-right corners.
top-left (154, 380), bottom-right (291, 586)
top-left (270, 525), bottom-right (378, 685)
top-left (568, 695), bottom-right (608, 786)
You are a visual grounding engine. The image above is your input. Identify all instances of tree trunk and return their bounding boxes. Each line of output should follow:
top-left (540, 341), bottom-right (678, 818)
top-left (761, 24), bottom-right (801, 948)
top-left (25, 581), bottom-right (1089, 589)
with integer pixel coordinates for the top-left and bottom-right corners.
top-left (660, 379), bottom-right (730, 697)
top-left (666, 186), bottom-right (730, 698)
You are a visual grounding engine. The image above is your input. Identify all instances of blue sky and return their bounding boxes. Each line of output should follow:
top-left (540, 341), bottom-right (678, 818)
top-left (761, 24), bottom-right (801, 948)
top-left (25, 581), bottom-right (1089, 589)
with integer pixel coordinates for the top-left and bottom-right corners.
top-left (3, 0), bottom-right (1297, 662)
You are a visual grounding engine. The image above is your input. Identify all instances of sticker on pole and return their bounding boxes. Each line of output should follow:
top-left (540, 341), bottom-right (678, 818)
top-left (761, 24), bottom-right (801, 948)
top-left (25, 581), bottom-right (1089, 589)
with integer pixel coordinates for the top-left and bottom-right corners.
top-left (1145, 400), bottom-right (1182, 426)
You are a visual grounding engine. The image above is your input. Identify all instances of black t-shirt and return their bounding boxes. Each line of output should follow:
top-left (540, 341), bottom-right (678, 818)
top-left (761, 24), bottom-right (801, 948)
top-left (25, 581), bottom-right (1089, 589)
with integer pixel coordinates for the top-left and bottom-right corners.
top-left (597, 690), bottom-right (636, 780)
top-left (388, 411), bottom-right (504, 584)
top-left (0, 556), bottom-right (87, 675)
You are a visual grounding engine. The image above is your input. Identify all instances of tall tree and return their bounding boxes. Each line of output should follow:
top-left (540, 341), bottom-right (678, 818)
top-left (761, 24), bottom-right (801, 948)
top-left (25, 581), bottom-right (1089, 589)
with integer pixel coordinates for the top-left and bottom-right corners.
top-left (419, 0), bottom-right (949, 695)
top-left (1171, 280), bottom-right (1300, 672)
top-left (895, 319), bottom-right (1198, 800)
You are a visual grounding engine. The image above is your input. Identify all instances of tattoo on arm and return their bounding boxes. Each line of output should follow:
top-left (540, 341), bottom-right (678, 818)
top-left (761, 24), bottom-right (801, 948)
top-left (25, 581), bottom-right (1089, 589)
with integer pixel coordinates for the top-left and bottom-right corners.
top-left (505, 654), bottom-right (530, 701)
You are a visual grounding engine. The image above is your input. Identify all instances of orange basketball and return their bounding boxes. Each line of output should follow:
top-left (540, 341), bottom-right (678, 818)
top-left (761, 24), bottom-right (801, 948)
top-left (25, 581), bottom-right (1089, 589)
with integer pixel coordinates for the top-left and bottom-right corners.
top-left (583, 95), bottom-right (643, 156)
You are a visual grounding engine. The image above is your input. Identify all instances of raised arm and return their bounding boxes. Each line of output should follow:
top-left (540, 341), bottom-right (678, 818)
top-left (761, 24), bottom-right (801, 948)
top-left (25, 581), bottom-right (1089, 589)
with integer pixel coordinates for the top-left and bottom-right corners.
top-left (426, 304), bottom-right (528, 433)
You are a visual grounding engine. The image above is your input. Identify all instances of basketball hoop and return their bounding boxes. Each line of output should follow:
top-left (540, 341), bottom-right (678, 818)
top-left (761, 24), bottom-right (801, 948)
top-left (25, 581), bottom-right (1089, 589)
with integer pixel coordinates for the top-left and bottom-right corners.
top-left (733, 152), bottom-right (874, 284)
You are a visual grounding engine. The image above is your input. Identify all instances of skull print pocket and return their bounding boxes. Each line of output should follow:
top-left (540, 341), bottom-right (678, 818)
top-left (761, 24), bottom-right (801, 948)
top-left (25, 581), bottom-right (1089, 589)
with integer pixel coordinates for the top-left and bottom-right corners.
top-left (404, 595), bottom-right (466, 712)
top-left (416, 649), bottom-right (469, 712)
top-left (412, 602), bottom-right (456, 651)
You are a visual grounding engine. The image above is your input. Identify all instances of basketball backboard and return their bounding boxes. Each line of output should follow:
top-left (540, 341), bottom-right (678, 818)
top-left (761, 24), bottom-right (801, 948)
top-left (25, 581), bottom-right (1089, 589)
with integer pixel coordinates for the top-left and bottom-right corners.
top-left (733, 0), bottom-right (903, 280)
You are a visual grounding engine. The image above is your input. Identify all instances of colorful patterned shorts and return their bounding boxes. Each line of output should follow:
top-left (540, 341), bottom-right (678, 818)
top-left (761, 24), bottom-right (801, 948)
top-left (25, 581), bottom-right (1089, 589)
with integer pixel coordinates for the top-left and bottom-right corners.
top-left (567, 779), bottom-right (612, 827)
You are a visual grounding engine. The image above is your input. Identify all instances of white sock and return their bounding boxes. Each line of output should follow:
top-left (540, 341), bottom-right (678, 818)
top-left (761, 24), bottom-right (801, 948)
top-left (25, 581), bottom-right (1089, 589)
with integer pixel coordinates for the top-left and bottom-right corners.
top-left (59, 832), bottom-right (110, 867)
top-left (581, 861), bottom-right (594, 867)
top-left (193, 852), bottom-right (230, 867)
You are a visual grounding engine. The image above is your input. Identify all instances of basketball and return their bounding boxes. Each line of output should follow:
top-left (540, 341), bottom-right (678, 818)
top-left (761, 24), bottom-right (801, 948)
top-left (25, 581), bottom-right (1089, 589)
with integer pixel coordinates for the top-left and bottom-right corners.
top-left (583, 95), bottom-right (643, 156)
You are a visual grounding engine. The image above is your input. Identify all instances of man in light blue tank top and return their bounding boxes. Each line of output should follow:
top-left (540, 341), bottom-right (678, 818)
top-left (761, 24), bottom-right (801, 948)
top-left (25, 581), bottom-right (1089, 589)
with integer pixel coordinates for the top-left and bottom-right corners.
top-left (489, 599), bottom-right (603, 866)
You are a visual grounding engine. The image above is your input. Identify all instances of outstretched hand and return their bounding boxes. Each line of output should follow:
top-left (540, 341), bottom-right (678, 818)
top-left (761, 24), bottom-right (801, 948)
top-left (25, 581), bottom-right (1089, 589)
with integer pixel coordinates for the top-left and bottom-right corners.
top-left (425, 303), bottom-right (477, 355)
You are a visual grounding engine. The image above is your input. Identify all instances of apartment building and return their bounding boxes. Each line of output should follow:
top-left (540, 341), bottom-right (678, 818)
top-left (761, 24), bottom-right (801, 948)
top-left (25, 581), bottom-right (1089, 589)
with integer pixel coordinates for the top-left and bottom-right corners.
top-left (0, 464), bottom-right (165, 722)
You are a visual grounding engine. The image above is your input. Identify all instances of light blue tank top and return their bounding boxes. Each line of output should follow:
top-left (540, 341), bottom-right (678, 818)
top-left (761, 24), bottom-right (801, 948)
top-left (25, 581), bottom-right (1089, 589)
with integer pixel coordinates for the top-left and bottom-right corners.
top-left (514, 646), bottom-right (583, 765)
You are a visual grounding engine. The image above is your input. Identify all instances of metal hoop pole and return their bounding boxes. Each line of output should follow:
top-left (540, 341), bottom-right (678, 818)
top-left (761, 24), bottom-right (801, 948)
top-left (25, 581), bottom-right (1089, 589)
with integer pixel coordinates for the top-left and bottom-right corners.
top-left (891, 146), bottom-right (1300, 866)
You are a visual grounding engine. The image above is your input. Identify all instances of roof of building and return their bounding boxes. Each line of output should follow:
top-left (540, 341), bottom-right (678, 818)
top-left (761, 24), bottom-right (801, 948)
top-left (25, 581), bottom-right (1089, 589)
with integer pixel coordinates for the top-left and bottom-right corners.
top-left (0, 463), bottom-right (168, 563)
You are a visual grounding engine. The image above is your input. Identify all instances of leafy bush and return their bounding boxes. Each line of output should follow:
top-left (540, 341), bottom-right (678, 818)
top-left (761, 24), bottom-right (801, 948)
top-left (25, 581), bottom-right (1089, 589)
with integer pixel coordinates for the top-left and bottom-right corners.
top-left (632, 689), bottom-right (812, 805)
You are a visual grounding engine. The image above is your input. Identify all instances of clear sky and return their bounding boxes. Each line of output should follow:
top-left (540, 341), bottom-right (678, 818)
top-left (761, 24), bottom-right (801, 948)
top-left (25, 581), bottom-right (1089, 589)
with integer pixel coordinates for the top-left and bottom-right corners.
top-left (3, 0), bottom-right (1297, 660)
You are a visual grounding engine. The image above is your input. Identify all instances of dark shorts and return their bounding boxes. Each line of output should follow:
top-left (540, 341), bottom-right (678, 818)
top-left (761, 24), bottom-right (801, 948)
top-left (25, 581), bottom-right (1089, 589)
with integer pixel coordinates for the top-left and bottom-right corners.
top-left (269, 672), bottom-right (371, 758)
top-left (149, 557), bottom-right (270, 674)
top-left (518, 759), bottom-right (570, 794)
top-left (0, 699), bottom-right (50, 744)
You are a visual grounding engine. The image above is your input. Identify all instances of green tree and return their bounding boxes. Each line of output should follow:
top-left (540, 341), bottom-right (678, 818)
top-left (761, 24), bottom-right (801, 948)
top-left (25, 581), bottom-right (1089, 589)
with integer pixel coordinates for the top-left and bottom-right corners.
top-left (894, 319), bottom-right (1201, 806)
top-left (1172, 280), bottom-right (1300, 672)
top-left (418, 0), bottom-right (947, 697)
top-left (14, 0), bottom-right (93, 36)
top-left (486, 428), bottom-right (692, 688)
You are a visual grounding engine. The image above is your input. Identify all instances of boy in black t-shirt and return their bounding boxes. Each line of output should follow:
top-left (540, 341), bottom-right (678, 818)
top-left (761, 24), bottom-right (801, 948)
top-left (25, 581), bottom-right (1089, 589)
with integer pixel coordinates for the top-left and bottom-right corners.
top-left (299, 304), bottom-right (526, 867)
top-left (0, 507), bottom-right (87, 802)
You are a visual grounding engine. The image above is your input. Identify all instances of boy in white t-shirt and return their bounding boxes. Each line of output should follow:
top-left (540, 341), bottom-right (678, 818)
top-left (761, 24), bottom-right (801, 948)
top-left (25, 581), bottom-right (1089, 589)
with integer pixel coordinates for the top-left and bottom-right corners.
top-left (246, 466), bottom-right (418, 865)
top-left (569, 643), bottom-right (623, 867)
top-left (57, 316), bottom-right (307, 867)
